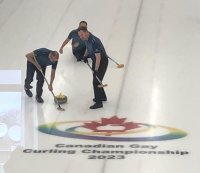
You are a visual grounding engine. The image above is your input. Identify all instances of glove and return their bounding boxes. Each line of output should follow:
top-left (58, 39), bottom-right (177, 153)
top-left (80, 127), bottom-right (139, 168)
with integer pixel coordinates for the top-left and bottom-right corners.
top-left (83, 56), bottom-right (88, 63)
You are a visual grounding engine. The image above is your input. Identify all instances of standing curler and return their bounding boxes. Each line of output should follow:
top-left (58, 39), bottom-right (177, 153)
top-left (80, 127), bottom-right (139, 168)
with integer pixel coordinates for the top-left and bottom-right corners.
top-left (78, 27), bottom-right (109, 109)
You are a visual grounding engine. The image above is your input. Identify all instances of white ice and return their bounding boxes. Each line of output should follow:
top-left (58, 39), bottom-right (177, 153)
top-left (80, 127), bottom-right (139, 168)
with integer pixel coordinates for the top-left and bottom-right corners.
top-left (0, 0), bottom-right (200, 172)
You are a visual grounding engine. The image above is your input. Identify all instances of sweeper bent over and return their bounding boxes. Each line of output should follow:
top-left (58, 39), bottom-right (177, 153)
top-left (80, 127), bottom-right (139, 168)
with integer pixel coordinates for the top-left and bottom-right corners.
top-left (24, 48), bottom-right (59, 103)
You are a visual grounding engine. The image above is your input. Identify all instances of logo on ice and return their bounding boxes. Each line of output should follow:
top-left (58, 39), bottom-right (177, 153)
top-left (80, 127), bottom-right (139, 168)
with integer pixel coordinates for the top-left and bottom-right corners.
top-left (38, 116), bottom-right (187, 141)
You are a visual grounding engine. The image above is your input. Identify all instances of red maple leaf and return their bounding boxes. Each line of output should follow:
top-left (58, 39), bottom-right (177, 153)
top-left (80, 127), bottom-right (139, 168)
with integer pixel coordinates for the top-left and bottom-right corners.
top-left (84, 121), bottom-right (101, 131)
top-left (83, 116), bottom-right (140, 134)
top-left (101, 116), bottom-right (126, 125)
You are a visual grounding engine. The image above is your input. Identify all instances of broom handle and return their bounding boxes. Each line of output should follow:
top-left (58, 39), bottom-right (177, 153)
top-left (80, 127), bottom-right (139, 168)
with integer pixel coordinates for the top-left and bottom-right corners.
top-left (86, 62), bottom-right (104, 84)
top-left (107, 56), bottom-right (119, 65)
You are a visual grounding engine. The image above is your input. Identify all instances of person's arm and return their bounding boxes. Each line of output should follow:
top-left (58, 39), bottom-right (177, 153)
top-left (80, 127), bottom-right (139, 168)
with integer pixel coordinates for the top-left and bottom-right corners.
top-left (59, 38), bottom-right (70, 54)
top-left (95, 53), bottom-right (101, 71)
top-left (48, 69), bottom-right (56, 91)
top-left (25, 52), bottom-right (41, 70)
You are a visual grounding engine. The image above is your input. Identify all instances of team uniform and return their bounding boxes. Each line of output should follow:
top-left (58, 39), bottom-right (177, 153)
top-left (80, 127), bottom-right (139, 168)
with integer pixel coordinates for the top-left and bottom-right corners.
top-left (85, 33), bottom-right (109, 108)
top-left (24, 48), bottom-right (58, 99)
top-left (68, 29), bottom-right (86, 61)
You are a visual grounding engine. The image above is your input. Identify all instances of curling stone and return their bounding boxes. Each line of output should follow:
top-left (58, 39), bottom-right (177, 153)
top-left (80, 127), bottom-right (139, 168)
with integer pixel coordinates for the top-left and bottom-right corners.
top-left (54, 93), bottom-right (67, 104)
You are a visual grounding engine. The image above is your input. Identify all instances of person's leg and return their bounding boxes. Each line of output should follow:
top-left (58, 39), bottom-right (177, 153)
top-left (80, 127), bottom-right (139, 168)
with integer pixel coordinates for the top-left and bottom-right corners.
top-left (24, 61), bottom-right (36, 97)
top-left (92, 56), bottom-right (108, 102)
top-left (97, 58), bottom-right (108, 101)
top-left (90, 57), bottom-right (108, 109)
top-left (72, 46), bottom-right (86, 61)
top-left (35, 66), bottom-right (46, 103)
top-left (78, 46), bottom-right (86, 59)
top-left (72, 49), bottom-right (81, 61)
top-left (90, 76), bottom-right (103, 109)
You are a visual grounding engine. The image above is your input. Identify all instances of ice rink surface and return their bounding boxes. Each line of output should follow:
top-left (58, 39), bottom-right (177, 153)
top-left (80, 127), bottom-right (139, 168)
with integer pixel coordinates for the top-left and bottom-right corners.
top-left (1, 0), bottom-right (200, 172)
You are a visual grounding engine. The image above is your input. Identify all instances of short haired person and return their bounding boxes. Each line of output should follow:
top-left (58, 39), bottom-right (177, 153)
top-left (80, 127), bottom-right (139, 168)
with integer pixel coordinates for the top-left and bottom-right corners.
top-left (24, 48), bottom-right (59, 103)
top-left (78, 27), bottom-right (109, 109)
top-left (59, 21), bottom-right (87, 61)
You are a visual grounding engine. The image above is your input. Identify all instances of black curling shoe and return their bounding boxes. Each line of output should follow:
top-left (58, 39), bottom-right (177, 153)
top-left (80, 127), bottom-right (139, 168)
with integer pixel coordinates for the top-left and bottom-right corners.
top-left (93, 98), bottom-right (107, 102)
top-left (24, 85), bottom-right (33, 97)
top-left (36, 95), bottom-right (44, 103)
top-left (89, 103), bottom-right (103, 109)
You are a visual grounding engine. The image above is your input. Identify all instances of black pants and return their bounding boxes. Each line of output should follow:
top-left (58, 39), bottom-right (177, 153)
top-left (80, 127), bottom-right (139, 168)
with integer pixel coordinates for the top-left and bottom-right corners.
top-left (24, 61), bottom-right (46, 97)
top-left (72, 46), bottom-right (86, 60)
top-left (92, 55), bottom-right (108, 104)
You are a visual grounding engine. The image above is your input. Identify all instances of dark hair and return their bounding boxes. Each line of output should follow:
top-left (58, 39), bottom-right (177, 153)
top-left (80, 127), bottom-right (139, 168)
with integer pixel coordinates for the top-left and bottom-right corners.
top-left (79, 21), bottom-right (87, 26)
top-left (77, 26), bottom-right (88, 32)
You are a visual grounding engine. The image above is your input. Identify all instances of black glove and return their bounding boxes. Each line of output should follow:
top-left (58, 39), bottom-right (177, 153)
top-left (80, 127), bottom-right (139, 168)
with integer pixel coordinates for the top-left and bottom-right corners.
top-left (83, 56), bottom-right (88, 63)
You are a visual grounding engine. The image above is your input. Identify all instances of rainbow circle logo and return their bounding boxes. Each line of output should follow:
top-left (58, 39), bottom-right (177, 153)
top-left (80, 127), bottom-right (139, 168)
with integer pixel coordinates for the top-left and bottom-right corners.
top-left (38, 116), bottom-right (187, 142)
